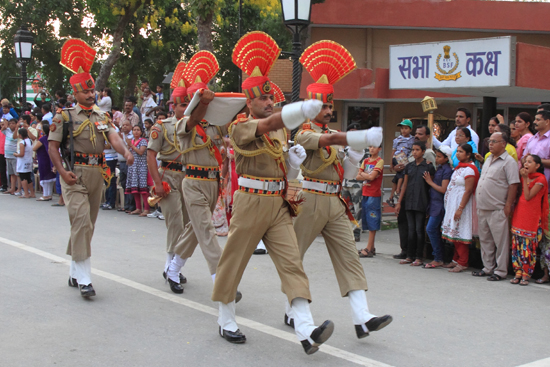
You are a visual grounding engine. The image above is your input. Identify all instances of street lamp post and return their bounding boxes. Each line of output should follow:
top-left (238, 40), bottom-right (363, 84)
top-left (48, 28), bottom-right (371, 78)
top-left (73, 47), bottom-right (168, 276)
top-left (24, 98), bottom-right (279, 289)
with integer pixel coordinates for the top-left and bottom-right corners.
top-left (280, 0), bottom-right (312, 138)
top-left (13, 25), bottom-right (34, 110)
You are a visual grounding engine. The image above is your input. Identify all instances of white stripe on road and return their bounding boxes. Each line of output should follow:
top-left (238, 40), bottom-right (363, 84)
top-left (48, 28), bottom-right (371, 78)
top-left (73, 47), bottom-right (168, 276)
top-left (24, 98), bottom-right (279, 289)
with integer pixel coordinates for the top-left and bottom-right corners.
top-left (517, 357), bottom-right (550, 367)
top-left (0, 236), bottom-right (393, 367)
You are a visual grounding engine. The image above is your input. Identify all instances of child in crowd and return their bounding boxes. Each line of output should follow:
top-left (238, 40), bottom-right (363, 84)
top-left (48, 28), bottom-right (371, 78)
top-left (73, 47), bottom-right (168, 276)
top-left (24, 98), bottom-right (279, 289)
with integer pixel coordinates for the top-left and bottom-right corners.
top-left (396, 141), bottom-right (435, 266)
top-left (156, 85), bottom-right (164, 107)
top-left (356, 145), bottom-right (384, 258)
top-left (510, 154), bottom-right (548, 286)
top-left (387, 119), bottom-right (414, 207)
top-left (13, 128), bottom-right (35, 198)
top-left (422, 146), bottom-right (453, 268)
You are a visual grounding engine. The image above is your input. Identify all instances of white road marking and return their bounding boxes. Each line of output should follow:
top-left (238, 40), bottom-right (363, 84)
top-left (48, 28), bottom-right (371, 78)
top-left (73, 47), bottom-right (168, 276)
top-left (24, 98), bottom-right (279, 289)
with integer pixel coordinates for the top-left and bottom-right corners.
top-left (516, 357), bottom-right (550, 367)
top-left (1, 236), bottom-right (393, 367)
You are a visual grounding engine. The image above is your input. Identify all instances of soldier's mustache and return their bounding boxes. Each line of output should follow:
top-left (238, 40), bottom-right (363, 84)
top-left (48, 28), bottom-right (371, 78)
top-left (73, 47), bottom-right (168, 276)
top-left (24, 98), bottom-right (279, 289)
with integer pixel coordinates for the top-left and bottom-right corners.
top-left (324, 114), bottom-right (331, 118)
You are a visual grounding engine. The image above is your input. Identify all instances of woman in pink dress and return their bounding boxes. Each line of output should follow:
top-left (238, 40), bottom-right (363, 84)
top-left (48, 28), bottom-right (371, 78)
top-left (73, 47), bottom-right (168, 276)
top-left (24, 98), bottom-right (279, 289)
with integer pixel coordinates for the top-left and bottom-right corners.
top-left (514, 112), bottom-right (535, 165)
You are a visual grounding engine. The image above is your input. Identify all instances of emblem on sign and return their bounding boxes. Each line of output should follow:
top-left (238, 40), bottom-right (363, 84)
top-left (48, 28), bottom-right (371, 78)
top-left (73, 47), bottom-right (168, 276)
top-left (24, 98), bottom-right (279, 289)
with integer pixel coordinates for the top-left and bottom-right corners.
top-left (435, 45), bottom-right (461, 81)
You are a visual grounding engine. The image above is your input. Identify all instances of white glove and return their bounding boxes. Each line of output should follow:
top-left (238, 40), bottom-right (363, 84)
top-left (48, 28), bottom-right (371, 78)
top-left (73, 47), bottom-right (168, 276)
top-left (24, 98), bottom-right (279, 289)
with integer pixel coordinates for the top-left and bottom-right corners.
top-left (289, 144), bottom-right (307, 169)
top-left (346, 127), bottom-right (383, 150)
top-left (281, 100), bottom-right (323, 129)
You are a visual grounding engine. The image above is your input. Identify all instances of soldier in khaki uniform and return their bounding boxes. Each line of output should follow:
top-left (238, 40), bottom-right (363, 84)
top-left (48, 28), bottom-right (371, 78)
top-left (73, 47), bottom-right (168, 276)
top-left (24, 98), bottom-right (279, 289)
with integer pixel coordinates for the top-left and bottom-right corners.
top-left (166, 51), bottom-right (230, 293)
top-left (211, 31), bottom-right (334, 355)
top-left (284, 41), bottom-right (391, 337)
top-left (48, 39), bottom-right (133, 297)
top-left (146, 63), bottom-right (199, 292)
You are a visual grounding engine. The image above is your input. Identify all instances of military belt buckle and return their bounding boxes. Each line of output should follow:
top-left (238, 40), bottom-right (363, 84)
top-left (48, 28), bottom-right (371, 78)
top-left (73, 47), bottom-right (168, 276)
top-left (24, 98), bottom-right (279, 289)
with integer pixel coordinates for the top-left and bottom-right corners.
top-left (208, 170), bottom-right (217, 179)
top-left (88, 156), bottom-right (99, 165)
top-left (267, 181), bottom-right (281, 192)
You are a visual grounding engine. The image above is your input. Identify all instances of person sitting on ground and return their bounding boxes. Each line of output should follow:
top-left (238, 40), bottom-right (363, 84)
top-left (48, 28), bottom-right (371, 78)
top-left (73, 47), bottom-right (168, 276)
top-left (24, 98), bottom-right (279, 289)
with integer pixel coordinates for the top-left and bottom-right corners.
top-left (422, 145), bottom-right (453, 269)
top-left (442, 144), bottom-right (479, 273)
top-left (387, 120), bottom-right (414, 207)
top-left (510, 154), bottom-right (548, 286)
top-left (395, 141), bottom-right (435, 267)
top-left (356, 145), bottom-right (384, 258)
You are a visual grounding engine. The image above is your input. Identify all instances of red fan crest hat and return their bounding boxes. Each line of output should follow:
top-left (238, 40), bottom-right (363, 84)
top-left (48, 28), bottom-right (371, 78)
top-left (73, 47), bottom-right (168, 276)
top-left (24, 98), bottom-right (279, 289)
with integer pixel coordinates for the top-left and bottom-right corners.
top-left (232, 31), bottom-right (281, 100)
top-left (60, 39), bottom-right (97, 92)
top-left (300, 40), bottom-right (356, 103)
top-left (170, 62), bottom-right (190, 104)
top-left (270, 82), bottom-right (285, 105)
top-left (183, 51), bottom-right (219, 100)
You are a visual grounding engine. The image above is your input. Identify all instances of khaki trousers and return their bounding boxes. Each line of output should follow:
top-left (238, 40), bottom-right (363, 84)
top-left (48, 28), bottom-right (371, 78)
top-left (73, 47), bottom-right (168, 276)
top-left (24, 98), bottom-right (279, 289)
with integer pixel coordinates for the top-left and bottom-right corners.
top-left (294, 192), bottom-right (368, 297)
top-left (62, 166), bottom-right (104, 262)
top-left (158, 169), bottom-right (190, 253)
top-left (478, 208), bottom-right (510, 278)
top-left (212, 191), bottom-right (311, 304)
top-left (174, 178), bottom-right (221, 275)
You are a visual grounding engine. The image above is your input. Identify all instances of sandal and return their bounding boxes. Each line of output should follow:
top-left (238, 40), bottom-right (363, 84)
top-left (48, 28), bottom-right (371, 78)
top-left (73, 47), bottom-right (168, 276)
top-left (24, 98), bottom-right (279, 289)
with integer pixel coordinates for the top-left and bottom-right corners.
top-left (472, 270), bottom-right (490, 277)
top-left (449, 264), bottom-right (467, 273)
top-left (139, 211), bottom-right (150, 217)
top-left (487, 274), bottom-right (504, 281)
top-left (520, 279), bottom-right (529, 286)
top-left (535, 278), bottom-right (550, 284)
top-left (410, 260), bottom-right (424, 267)
top-left (423, 262), bottom-right (443, 269)
top-left (399, 258), bottom-right (413, 264)
top-left (359, 249), bottom-right (374, 258)
top-left (443, 262), bottom-right (457, 269)
top-left (510, 278), bottom-right (521, 285)
top-left (130, 209), bottom-right (142, 215)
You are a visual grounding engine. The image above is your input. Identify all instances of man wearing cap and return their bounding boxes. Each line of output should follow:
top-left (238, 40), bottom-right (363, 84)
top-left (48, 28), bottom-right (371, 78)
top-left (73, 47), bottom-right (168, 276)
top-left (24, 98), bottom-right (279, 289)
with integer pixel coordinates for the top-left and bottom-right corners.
top-left (284, 40), bottom-right (391, 339)
top-left (48, 39), bottom-right (133, 298)
top-left (212, 32), bottom-right (346, 355)
top-left (166, 52), bottom-right (235, 296)
top-left (147, 63), bottom-right (193, 292)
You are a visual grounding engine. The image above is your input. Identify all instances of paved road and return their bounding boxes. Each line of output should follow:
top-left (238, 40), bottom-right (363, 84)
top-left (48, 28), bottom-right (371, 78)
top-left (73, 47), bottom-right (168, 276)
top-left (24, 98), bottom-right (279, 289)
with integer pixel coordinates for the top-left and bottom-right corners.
top-left (1, 193), bottom-right (549, 367)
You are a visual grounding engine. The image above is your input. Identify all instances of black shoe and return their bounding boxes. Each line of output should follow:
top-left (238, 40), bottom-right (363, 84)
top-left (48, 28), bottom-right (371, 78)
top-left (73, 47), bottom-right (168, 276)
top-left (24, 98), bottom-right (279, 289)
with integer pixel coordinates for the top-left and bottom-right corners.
top-left (163, 271), bottom-right (187, 284)
top-left (235, 291), bottom-right (242, 304)
top-left (284, 314), bottom-right (295, 328)
top-left (253, 249), bottom-right (267, 255)
top-left (301, 320), bottom-right (334, 355)
top-left (219, 327), bottom-right (246, 344)
top-left (167, 278), bottom-right (184, 294)
top-left (355, 325), bottom-right (370, 339)
top-left (79, 284), bottom-right (96, 297)
top-left (365, 315), bottom-right (393, 332)
top-left (393, 252), bottom-right (407, 259)
top-left (68, 277), bottom-right (78, 287)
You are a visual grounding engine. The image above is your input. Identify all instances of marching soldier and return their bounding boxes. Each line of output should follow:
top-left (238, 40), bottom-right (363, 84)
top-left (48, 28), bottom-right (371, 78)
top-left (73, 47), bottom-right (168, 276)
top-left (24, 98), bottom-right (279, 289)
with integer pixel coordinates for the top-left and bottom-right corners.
top-left (146, 62), bottom-right (199, 292)
top-left (211, 32), bottom-right (334, 355)
top-left (284, 41), bottom-right (391, 337)
top-left (48, 39), bottom-right (134, 297)
top-left (166, 52), bottom-right (233, 295)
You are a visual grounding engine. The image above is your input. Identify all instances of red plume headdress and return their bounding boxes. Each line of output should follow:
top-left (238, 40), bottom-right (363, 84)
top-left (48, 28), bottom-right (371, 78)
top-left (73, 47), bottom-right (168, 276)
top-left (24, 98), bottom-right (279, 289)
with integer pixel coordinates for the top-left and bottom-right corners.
top-left (300, 40), bottom-right (356, 103)
top-left (60, 39), bottom-right (97, 92)
top-left (270, 82), bottom-right (285, 105)
top-left (232, 31), bottom-right (281, 99)
top-left (183, 51), bottom-right (219, 99)
top-left (170, 62), bottom-right (190, 104)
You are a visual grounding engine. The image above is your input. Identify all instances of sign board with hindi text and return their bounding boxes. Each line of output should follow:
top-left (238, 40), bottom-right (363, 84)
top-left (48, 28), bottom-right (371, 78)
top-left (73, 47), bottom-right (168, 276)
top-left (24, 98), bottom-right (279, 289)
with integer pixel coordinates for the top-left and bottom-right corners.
top-left (389, 36), bottom-right (515, 90)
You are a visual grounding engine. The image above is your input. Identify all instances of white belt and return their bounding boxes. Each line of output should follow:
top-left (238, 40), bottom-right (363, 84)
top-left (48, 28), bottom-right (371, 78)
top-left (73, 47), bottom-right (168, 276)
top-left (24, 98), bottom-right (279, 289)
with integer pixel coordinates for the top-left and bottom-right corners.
top-left (238, 177), bottom-right (285, 192)
top-left (302, 180), bottom-right (341, 194)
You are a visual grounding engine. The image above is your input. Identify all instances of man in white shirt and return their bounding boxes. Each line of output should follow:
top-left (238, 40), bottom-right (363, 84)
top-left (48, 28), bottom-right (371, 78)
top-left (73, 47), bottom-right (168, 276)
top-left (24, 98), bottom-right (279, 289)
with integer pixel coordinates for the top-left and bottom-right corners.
top-left (1, 104), bottom-right (14, 121)
top-left (41, 103), bottom-right (53, 124)
top-left (140, 87), bottom-right (157, 120)
top-left (433, 108), bottom-right (479, 151)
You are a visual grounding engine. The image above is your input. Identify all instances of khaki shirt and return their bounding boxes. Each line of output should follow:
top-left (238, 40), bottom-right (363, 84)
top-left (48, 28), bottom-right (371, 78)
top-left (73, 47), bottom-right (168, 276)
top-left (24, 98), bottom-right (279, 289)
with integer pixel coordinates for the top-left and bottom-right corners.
top-left (48, 105), bottom-right (111, 155)
top-left (175, 121), bottom-right (227, 167)
top-left (475, 151), bottom-right (520, 210)
top-left (295, 123), bottom-right (341, 182)
top-left (230, 115), bottom-right (288, 179)
top-left (147, 116), bottom-right (187, 162)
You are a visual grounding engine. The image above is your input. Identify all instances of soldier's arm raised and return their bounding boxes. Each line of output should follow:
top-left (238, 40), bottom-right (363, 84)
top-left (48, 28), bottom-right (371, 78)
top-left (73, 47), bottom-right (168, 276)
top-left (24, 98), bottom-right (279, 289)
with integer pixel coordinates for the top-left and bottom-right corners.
top-left (185, 89), bottom-right (215, 131)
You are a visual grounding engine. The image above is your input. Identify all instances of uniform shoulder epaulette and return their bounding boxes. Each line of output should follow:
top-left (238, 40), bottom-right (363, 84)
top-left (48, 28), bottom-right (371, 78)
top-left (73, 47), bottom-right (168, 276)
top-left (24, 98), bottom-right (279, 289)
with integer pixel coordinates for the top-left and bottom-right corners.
top-left (61, 111), bottom-right (70, 122)
top-left (236, 113), bottom-right (248, 123)
top-left (151, 125), bottom-right (162, 133)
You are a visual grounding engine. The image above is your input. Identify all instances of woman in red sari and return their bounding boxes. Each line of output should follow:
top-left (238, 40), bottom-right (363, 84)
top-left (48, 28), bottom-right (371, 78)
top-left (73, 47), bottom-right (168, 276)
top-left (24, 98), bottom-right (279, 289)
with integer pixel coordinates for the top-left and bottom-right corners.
top-left (510, 154), bottom-right (549, 286)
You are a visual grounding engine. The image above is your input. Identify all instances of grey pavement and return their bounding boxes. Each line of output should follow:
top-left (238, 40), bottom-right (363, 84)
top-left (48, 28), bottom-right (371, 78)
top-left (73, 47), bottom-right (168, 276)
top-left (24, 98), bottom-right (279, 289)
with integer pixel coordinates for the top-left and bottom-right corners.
top-left (1, 193), bottom-right (549, 367)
